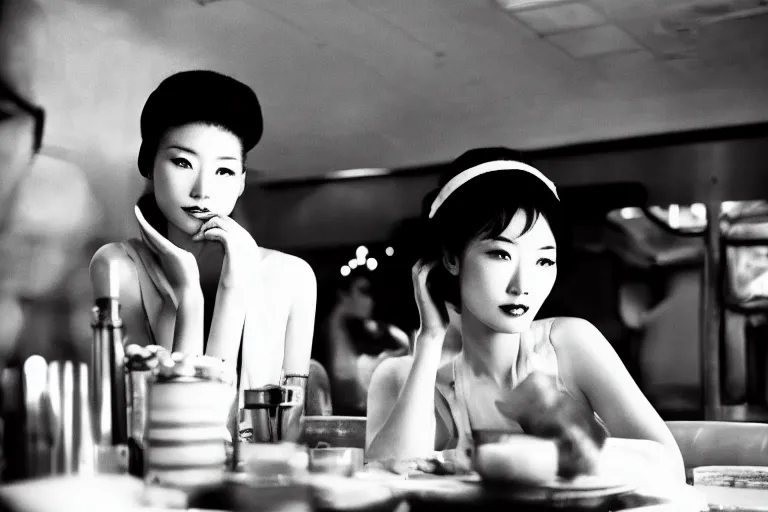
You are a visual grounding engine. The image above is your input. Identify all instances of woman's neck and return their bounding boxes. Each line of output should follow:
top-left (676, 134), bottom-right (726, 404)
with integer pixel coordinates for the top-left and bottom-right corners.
top-left (459, 311), bottom-right (521, 388)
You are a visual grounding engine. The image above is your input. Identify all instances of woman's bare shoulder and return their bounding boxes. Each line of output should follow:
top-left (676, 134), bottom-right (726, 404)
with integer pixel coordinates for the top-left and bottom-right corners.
top-left (90, 242), bottom-right (139, 289)
top-left (90, 242), bottom-right (129, 266)
top-left (371, 355), bottom-right (414, 390)
top-left (548, 317), bottom-right (614, 392)
top-left (89, 242), bottom-right (148, 343)
top-left (259, 248), bottom-right (316, 287)
top-left (549, 317), bottom-right (606, 351)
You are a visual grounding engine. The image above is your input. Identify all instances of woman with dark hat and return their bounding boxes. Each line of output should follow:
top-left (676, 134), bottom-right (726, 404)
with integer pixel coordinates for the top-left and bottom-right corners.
top-left (89, 70), bottom-right (317, 416)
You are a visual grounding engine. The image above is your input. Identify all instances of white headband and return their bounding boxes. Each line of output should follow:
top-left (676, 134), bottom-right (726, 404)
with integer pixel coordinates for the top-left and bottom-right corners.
top-left (428, 160), bottom-right (559, 219)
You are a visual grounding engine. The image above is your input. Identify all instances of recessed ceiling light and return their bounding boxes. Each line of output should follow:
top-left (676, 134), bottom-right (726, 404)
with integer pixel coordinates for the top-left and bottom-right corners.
top-left (547, 25), bottom-right (643, 58)
top-left (326, 168), bottom-right (390, 180)
top-left (495, 0), bottom-right (575, 12)
top-left (513, 3), bottom-right (607, 35)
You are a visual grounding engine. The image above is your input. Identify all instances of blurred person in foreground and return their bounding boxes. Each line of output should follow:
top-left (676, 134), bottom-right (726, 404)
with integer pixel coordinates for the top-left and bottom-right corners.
top-left (0, 0), bottom-right (168, 509)
top-left (0, 0), bottom-right (101, 370)
top-left (0, 0), bottom-right (47, 367)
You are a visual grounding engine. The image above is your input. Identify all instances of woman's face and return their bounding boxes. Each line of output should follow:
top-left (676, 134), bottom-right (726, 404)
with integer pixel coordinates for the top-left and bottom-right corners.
top-left (457, 210), bottom-right (557, 334)
top-left (342, 276), bottom-right (375, 319)
top-left (152, 123), bottom-right (245, 236)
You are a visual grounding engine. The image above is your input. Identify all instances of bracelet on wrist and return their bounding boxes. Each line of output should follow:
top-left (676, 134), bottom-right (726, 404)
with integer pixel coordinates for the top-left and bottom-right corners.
top-left (281, 373), bottom-right (309, 388)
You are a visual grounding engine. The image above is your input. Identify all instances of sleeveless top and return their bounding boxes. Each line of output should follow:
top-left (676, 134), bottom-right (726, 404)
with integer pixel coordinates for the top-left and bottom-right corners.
top-left (433, 318), bottom-right (608, 459)
top-left (117, 238), bottom-right (287, 408)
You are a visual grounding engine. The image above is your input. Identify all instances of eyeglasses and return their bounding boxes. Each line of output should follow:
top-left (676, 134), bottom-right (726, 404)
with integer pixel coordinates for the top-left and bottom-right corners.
top-left (0, 79), bottom-right (45, 154)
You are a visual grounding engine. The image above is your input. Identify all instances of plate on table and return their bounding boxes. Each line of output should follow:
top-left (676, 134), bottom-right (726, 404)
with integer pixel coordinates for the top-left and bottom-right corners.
top-left (481, 474), bottom-right (637, 504)
top-left (530, 473), bottom-right (636, 493)
top-left (375, 472), bottom-right (483, 495)
top-left (370, 471), bottom-right (635, 505)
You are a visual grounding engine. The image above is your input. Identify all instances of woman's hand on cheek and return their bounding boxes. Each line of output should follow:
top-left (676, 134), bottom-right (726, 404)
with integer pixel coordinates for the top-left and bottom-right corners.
top-left (412, 260), bottom-right (447, 346)
top-left (192, 215), bottom-right (260, 288)
top-left (135, 205), bottom-right (201, 297)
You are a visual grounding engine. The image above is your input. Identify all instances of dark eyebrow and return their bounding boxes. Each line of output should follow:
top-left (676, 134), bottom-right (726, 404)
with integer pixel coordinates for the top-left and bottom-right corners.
top-left (167, 145), bottom-right (240, 161)
top-left (491, 236), bottom-right (556, 251)
top-left (168, 144), bottom-right (197, 155)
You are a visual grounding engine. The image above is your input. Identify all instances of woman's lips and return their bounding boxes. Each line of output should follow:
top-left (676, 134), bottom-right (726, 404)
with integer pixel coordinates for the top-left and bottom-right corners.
top-left (181, 207), bottom-right (215, 220)
top-left (499, 304), bottom-right (530, 317)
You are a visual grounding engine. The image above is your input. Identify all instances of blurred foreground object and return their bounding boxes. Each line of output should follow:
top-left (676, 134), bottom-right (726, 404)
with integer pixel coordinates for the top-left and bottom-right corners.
top-left (1, 357), bottom-right (95, 481)
top-left (494, 372), bottom-right (607, 479)
top-left (0, 475), bottom-right (187, 512)
top-left (0, 153), bottom-right (102, 366)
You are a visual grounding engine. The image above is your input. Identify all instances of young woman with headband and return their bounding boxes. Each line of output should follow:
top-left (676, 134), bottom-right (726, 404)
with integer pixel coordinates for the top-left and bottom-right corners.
top-left (365, 147), bottom-right (684, 481)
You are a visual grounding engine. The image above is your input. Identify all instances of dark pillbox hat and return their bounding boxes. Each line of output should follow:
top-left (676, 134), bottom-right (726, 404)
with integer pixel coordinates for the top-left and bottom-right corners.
top-left (137, 70), bottom-right (263, 177)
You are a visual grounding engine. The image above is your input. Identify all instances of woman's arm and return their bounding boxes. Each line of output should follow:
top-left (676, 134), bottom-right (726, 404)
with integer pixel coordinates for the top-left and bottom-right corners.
top-left (365, 339), bottom-right (444, 460)
top-left (551, 317), bottom-right (685, 481)
top-left (282, 256), bottom-right (317, 377)
top-left (172, 290), bottom-right (205, 355)
top-left (206, 285), bottom-right (248, 366)
top-left (366, 261), bottom-right (450, 461)
top-left (135, 205), bottom-right (204, 354)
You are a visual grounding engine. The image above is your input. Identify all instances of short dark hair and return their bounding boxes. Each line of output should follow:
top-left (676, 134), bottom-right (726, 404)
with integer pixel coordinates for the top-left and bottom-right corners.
top-left (421, 147), bottom-right (568, 311)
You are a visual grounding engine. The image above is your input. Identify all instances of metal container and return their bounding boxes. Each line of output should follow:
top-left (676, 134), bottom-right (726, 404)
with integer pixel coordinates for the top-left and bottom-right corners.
top-left (90, 296), bottom-right (128, 474)
top-left (4, 358), bottom-right (96, 480)
top-left (241, 385), bottom-right (304, 444)
top-left (300, 416), bottom-right (367, 449)
top-left (308, 446), bottom-right (364, 476)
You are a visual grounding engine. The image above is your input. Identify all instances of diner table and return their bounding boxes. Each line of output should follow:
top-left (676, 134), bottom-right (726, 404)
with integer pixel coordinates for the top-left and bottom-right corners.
top-left (1, 469), bottom-right (765, 512)
top-left (189, 469), bottom-right (711, 512)
top-left (329, 471), bottom-right (706, 512)
top-left (4, 460), bottom-right (768, 512)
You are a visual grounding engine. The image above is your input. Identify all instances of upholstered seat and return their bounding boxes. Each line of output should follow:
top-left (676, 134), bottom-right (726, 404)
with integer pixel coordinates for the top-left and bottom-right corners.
top-left (667, 420), bottom-right (768, 470)
top-left (307, 359), bottom-right (333, 416)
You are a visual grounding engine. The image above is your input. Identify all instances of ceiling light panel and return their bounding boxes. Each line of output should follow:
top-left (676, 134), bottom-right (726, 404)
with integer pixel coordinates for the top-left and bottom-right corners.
top-left (513, 3), bottom-right (608, 35)
top-left (547, 25), bottom-right (644, 58)
top-left (496, 0), bottom-right (574, 10)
